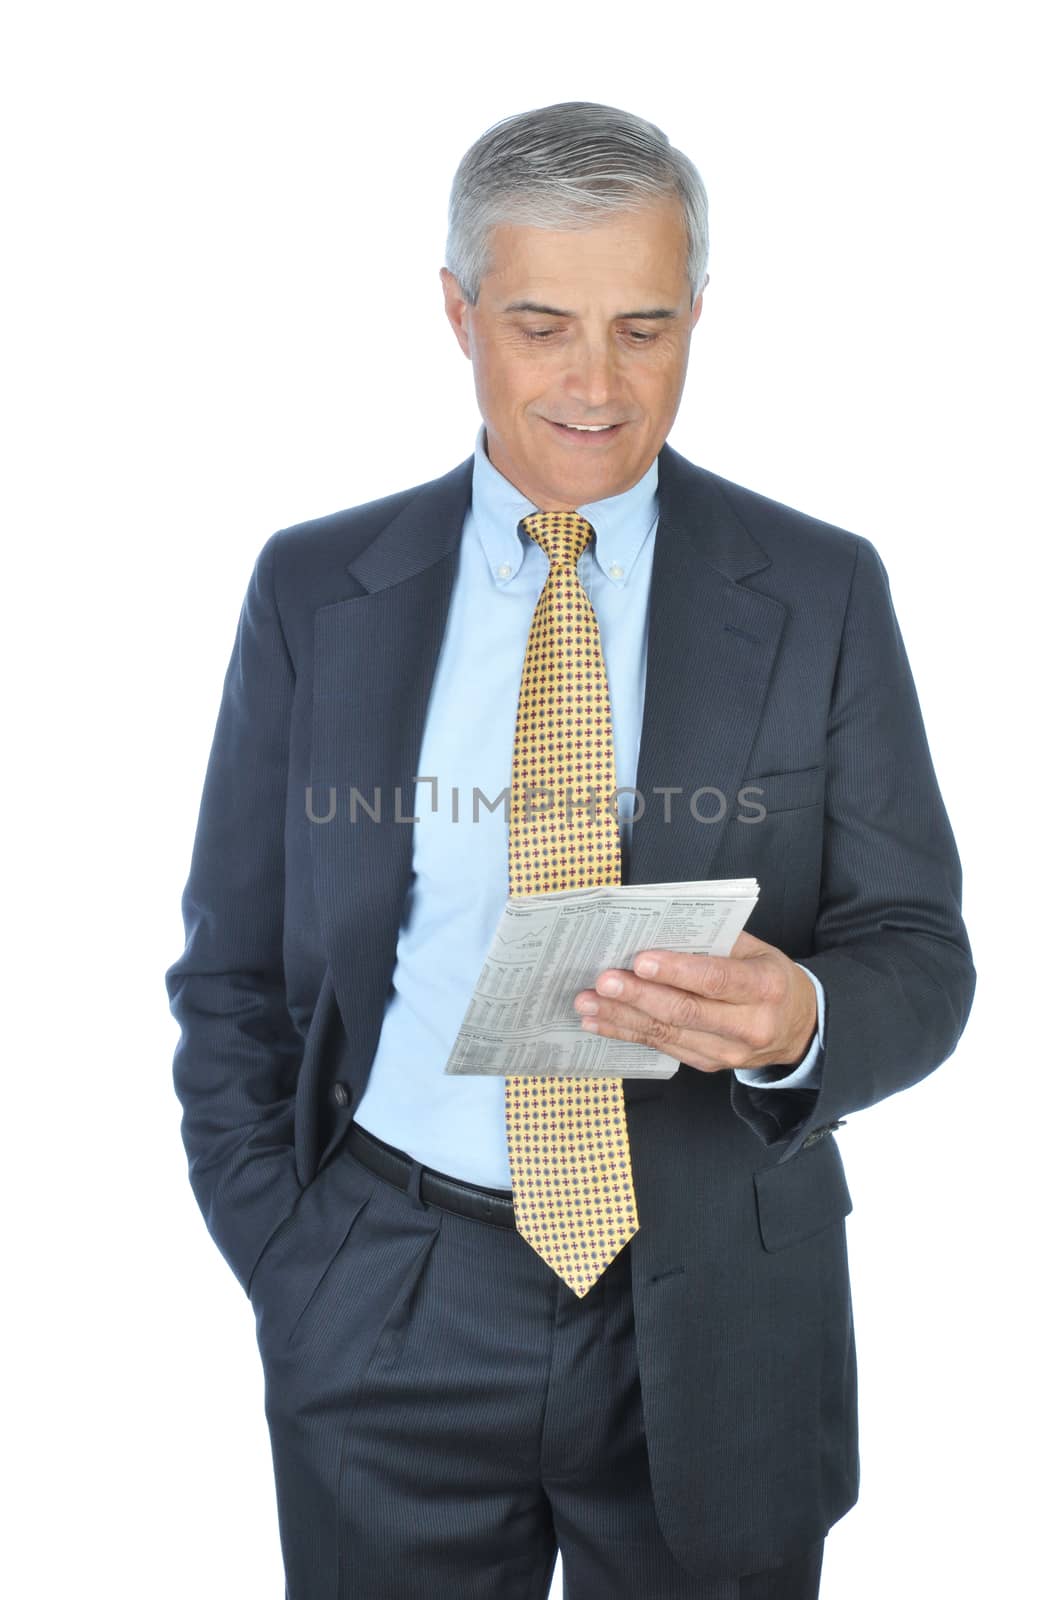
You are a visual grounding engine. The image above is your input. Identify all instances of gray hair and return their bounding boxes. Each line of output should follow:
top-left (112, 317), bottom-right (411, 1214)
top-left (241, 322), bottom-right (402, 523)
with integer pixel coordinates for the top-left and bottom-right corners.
top-left (445, 101), bottom-right (709, 311)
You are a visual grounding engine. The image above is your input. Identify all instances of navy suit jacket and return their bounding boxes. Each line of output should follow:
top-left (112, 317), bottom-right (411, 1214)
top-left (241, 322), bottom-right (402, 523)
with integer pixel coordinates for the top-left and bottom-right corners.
top-left (166, 439), bottom-right (975, 1577)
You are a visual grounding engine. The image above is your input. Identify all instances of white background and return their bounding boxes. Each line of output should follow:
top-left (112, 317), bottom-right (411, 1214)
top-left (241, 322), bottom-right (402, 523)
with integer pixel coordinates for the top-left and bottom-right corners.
top-left (4, 2), bottom-right (1059, 1595)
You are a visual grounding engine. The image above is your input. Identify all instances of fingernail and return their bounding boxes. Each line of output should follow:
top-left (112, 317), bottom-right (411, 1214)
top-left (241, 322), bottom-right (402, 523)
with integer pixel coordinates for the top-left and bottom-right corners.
top-left (634, 956), bottom-right (658, 978)
top-left (599, 976), bottom-right (623, 996)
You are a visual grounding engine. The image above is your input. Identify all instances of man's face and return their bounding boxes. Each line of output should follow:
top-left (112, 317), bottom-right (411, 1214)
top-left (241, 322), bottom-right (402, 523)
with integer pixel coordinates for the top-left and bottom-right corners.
top-left (440, 197), bottom-right (703, 510)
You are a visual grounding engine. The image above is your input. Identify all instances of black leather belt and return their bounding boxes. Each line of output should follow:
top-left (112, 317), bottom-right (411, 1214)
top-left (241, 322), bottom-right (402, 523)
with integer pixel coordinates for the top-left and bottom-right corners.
top-left (345, 1121), bottom-right (517, 1229)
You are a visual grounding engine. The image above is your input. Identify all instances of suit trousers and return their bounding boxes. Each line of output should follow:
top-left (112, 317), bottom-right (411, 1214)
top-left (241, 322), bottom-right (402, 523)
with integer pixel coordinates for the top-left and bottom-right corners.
top-left (248, 1121), bottom-right (826, 1600)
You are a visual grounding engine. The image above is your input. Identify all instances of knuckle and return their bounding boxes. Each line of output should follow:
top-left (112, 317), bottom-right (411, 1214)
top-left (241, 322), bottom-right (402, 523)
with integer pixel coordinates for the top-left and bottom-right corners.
top-left (645, 1017), bottom-right (674, 1047)
top-left (670, 993), bottom-right (701, 1028)
top-left (748, 1010), bottom-right (776, 1051)
top-left (700, 961), bottom-right (728, 996)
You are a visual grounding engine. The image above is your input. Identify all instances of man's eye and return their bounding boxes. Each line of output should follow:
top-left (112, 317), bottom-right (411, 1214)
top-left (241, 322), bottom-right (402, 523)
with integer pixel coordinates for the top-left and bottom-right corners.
top-left (519, 328), bottom-right (658, 343)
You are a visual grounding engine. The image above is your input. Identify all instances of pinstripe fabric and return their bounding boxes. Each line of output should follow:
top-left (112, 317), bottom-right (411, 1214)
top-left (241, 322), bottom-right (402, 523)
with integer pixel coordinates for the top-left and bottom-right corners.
top-left (251, 1131), bottom-right (824, 1597)
top-left (505, 511), bottom-right (639, 1298)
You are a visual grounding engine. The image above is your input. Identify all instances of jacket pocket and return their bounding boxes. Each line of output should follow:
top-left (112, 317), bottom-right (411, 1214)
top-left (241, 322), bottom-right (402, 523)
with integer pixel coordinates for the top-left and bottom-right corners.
top-left (735, 765), bottom-right (825, 820)
top-left (753, 1134), bottom-right (852, 1251)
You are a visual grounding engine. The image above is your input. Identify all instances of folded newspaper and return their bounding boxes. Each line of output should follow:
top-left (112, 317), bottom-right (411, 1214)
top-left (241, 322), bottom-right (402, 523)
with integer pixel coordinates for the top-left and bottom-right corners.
top-left (444, 878), bottom-right (759, 1079)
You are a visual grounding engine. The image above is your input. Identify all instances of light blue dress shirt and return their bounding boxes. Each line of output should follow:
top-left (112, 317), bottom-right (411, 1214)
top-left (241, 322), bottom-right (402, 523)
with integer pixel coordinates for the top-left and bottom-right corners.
top-left (353, 425), bottom-right (825, 1187)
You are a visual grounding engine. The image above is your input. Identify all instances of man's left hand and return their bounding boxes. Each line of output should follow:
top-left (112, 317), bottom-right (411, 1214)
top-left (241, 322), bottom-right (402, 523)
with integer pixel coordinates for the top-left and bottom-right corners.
top-left (573, 932), bottom-right (818, 1073)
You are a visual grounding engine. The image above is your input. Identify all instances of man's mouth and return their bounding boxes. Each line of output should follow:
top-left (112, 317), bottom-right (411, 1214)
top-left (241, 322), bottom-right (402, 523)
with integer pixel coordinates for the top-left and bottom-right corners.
top-left (545, 419), bottom-right (625, 441)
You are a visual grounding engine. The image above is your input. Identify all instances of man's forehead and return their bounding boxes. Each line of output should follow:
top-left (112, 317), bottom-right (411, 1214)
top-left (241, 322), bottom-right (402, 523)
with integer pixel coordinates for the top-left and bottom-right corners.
top-left (477, 204), bottom-right (689, 308)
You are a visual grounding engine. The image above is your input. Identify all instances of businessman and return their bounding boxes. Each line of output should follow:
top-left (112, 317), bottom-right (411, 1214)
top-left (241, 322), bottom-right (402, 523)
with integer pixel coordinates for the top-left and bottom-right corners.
top-left (166, 101), bottom-right (975, 1599)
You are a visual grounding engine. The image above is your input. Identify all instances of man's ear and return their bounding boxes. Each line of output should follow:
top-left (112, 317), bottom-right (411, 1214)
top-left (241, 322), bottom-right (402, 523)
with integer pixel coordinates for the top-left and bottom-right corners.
top-left (440, 267), bottom-right (472, 358)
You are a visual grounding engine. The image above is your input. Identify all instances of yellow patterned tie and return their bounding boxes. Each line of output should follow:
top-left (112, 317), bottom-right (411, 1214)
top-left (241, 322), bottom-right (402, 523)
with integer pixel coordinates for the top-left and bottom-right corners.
top-left (505, 509), bottom-right (640, 1298)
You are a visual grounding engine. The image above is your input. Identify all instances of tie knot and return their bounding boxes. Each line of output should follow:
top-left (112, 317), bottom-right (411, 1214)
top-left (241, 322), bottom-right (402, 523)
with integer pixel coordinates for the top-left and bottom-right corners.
top-left (520, 510), bottom-right (595, 569)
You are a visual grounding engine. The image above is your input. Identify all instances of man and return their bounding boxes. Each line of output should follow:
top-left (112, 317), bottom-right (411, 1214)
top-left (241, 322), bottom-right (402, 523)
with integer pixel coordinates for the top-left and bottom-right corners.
top-left (166, 101), bottom-right (975, 1599)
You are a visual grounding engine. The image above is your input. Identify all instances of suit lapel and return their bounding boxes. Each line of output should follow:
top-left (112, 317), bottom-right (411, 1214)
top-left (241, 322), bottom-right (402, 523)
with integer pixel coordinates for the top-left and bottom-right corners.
top-left (309, 455), bottom-right (474, 1068)
top-left (627, 447), bottom-right (788, 885)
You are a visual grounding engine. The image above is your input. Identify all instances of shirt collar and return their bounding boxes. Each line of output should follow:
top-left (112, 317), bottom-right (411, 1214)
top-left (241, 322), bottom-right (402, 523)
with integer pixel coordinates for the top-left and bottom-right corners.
top-left (470, 422), bottom-right (659, 590)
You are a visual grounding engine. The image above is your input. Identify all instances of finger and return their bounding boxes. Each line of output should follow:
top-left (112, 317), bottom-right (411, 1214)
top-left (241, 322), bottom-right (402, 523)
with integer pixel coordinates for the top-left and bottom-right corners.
top-left (578, 976), bottom-right (759, 1045)
top-left (627, 948), bottom-right (780, 1007)
top-left (578, 1006), bottom-right (744, 1071)
top-left (582, 992), bottom-right (755, 1068)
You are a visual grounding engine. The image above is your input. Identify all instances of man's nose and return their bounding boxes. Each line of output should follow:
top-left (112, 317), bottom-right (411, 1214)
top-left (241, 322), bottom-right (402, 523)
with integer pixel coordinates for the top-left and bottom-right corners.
top-left (564, 335), bottom-right (621, 410)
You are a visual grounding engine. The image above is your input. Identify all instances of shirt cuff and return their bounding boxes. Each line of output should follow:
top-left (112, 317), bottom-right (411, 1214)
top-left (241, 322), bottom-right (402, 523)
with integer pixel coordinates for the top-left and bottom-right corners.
top-left (733, 965), bottom-right (825, 1091)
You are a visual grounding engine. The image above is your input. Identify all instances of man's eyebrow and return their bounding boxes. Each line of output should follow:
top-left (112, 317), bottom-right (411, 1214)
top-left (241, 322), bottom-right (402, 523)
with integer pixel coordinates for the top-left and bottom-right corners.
top-left (502, 300), bottom-right (679, 320)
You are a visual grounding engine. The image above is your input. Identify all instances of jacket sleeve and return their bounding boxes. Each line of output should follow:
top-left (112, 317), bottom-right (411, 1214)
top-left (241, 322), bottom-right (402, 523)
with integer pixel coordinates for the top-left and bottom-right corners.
top-left (730, 534), bottom-right (976, 1159)
top-left (165, 532), bottom-right (305, 1293)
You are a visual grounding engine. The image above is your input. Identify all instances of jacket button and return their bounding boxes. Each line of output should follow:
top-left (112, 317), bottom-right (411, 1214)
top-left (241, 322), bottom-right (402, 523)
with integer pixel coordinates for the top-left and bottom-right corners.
top-left (331, 1082), bottom-right (351, 1108)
